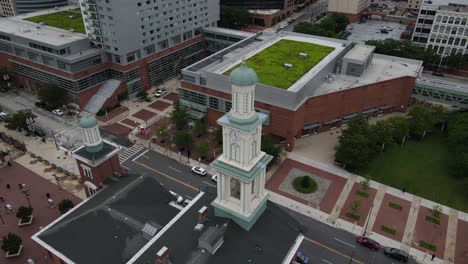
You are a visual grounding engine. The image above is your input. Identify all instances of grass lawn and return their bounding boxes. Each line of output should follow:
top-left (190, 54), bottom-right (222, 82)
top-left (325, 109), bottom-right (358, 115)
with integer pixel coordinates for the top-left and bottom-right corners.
top-left (24, 9), bottom-right (85, 33)
top-left (224, 39), bottom-right (334, 89)
top-left (360, 135), bottom-right (467, 213)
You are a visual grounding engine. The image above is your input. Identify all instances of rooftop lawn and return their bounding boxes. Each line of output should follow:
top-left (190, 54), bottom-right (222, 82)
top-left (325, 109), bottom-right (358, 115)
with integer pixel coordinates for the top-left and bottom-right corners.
top-left (224, 39), bottom-right (334, 89)
top-left (360, 135), bottom-right (468, 213)
top-left (23, 8), bottom-right (86, 34)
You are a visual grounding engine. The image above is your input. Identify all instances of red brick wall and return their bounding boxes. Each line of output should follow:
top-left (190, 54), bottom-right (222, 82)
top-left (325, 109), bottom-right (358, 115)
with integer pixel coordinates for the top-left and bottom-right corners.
top-left (76, 154), bottom-right (120, 197)
top-left (183, 76), bottom-right (415, 151)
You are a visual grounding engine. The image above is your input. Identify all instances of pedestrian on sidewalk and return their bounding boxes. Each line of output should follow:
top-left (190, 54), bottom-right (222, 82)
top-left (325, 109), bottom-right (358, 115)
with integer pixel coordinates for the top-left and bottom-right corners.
top-left (431, 254), bottom-right (435, 261)
top-left (6, 184), bottom-right (10, 190)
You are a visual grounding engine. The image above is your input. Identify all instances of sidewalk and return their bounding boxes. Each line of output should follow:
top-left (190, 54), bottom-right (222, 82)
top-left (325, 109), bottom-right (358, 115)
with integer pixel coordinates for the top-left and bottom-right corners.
top-left (265, 153), bottom-right (467, 264)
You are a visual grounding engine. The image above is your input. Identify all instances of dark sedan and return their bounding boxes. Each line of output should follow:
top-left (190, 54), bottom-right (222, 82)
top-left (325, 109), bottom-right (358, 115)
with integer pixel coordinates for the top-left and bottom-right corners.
top-left (384, 247), bottom-right (409, 262)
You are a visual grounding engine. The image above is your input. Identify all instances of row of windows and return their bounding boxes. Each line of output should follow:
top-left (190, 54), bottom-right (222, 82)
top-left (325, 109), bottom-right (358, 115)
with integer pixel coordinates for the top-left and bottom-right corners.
top-left (428, 45), bottom-right (466, 55)
top-left (428, 35), bottom-right (467, 47)
top-left (0, 34), bottom-right (10, 41)
top-left (29, 42), bottom-right (70, 56)
top-left (435, 15), bottom-right (468, 25)
top-left (432, 25), bottom-right (468, 37)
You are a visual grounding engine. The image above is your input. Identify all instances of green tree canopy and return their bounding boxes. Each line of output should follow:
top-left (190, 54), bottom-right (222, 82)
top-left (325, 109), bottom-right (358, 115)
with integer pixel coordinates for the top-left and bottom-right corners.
top-left (170, 100), bottom-right (188, 130)
top-left (219, 5), bottom-right (249, 29)
top-left (37, 84), bottom-right (69, 108)
top-left (330, 13), bottom-right (349, 32)
top-left (193, 119), bottom-right (206, 137)
top-left (1, 233), bottom-right (22, 254)
top-left (195, 141), bottom-right (209, 159)
top-left (58, 199), bottom-right (75, 215)
top-left (4, 109), bottom-right (34, 131)
top-left (386, 116), bottom-right (410, 143)
top-left (173, 130), bottom-right (193, 151)
top-left (155, 125), bottom-right (169, 142)
top-left (261, 134), bottom-right (282, 164)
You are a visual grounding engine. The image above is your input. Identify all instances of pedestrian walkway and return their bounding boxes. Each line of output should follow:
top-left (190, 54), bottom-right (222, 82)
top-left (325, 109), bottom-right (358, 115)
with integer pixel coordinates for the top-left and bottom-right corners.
top-left (119, 143), bottom-right (145, 164)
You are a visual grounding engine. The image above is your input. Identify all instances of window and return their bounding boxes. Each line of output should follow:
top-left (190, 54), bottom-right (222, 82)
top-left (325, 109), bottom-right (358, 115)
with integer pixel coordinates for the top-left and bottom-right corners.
top-left (230, 178), bottom-right (240, 200)
top-left (251, 141), bottom-right (257, 159)
top-left (230, 143), bottom-right (240, 162)
top-left (81, 165), bottom-right (93, 179)
top-left (243, 93), bottom-right (248, 113)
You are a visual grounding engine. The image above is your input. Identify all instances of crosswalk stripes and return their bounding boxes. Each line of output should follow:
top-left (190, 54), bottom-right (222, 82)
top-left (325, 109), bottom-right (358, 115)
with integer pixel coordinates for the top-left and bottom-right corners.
top-left (119, 144), bottom-right (145, 164)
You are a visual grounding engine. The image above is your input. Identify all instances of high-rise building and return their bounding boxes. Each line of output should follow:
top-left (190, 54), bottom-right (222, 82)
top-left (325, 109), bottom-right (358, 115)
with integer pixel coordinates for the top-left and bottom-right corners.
top-left (327, 0), bottom-right (368, 23)
top-left (0, 0), bottom-right (16, 16)
top-left (412, 0), bottom-right (468, 56)
top-left (0, 0), bottom-right (219, 111)
top-left (408, 0), bottom-right (422, 11)
top-left (15, 0), bottom-right (69, 14)
top-left (81, 0), bottom-right (219, 64)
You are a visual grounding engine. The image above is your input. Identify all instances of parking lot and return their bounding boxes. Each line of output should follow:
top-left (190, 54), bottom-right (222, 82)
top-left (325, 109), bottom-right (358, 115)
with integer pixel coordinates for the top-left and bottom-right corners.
top-left (347, 20), bottom-right (407, 44)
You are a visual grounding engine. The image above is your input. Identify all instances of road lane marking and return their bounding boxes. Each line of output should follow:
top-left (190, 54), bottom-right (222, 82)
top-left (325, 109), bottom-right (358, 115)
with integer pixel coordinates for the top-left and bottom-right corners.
top-left (141, 155), bottom-right (150, 159)
top-left (121, 165), bottom-right (132, 171)
top-left (321, 259), bottom-right (333, 264)
top-left (334, 238), bottom-right (355, 248)
top-left (303, 236), bottom-right (364, 264)
top-left (132, 149), bottom-right (149, 162)
top-left (169, 166), bottom-right (181, 172)
top-left (133, 160), bottom-right (198, 191)
top-left (202, 181), bottom-right (216, 187)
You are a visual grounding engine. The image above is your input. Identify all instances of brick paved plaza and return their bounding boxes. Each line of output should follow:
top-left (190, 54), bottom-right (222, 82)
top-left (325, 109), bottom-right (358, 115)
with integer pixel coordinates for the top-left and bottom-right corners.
top-left (0, 163), bottom-right (81, 264)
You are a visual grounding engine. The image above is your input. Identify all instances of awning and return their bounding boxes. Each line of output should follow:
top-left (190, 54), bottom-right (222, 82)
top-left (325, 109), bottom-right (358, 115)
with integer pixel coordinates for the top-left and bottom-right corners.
top-left (380, 105), bottom-right (394, 110)
top-left (324, 118), bottom-right (341, 125)
top-left (362, 108), bottom-right (378, 114)
top-left (343, 113), bottom-right (358, 120)
top-left (303, 123), bottom-right (321, 130)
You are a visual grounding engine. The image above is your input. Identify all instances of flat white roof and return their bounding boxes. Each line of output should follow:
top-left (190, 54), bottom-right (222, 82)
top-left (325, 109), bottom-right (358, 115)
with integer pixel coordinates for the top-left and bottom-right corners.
top-left (214, 34), bottom-right (347, 92)
top-left (249, 9), bottom-right (281, 15)
top-left (315, 54), bottom-right (422, 95)
top-left (343, 45), bottom-right (375, 62)
top-left (1, 6), bottom-right (87, 46)
top-left (205, 27), bottom-right (255, 38)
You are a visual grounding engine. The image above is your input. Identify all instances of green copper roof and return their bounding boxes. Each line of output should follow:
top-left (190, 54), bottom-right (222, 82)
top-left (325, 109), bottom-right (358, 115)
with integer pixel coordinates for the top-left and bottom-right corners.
top-left (79, 116), bottom-right (98, 129)
top-left (217, 112), bottom-right (268, 132)
top-left (229, 63), bottom-right (258, 86)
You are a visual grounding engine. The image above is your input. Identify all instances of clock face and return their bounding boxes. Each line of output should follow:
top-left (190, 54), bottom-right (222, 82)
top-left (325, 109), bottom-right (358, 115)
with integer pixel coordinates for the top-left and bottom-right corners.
top-left (230, 130), bottom-right (240, 141)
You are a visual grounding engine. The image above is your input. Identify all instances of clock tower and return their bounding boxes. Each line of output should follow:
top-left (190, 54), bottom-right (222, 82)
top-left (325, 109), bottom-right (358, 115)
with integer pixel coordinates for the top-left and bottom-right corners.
top-left (211, 63), bottom-right (272, 231)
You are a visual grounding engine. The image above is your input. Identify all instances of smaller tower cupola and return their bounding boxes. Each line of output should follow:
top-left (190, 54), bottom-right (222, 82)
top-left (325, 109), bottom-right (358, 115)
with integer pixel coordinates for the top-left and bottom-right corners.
top-left (79, 116), bottom-right (103, 153)
top-left (229, 63), bottom-right (258, 120)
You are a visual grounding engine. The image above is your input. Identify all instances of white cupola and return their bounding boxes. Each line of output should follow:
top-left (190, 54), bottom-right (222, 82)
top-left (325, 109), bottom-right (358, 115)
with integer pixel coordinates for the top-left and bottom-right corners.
top-left (79, 115), bottom-right (103, 153)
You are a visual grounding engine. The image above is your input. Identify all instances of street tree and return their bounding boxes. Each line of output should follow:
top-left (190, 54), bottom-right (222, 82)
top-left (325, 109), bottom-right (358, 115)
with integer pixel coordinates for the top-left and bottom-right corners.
top-left (386, 116), bottom-right (410, 144)
top-left (37, 84), bottom-right (69, 108)
top-left (195, 141), bottom-right (209, 159)
top-left (173, 130), bottom-right (193, 151)
top-left (170, 100), bottom-right (188, 130)
top-left (58, 199), bottom-right (75, 215)
top-left (4, 109), bottom-right (34, 131)
top-left (445, 52), bottom-right (466, 70)
top-left (408, 104), bottom-right (434, 139)
top-left (261, 134), bottom-right (282, 165)
top-left (330, 13), bottom-right (349, 32)
top-left (155, 125), bottom-right (169, 143)
top-left (193, 119), bottom-right (206, 137)
top-left (371, 120), bottom-right (394, 152)
top-left (218, 5), bottom-right (249, 29)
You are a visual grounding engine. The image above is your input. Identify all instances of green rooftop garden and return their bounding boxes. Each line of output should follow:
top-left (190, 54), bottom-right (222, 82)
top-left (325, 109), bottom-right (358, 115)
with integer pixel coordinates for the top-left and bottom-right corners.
top-left (224, 39), bottom-right (334, 89)
top-left (23, 8), bottom-right (86, 34)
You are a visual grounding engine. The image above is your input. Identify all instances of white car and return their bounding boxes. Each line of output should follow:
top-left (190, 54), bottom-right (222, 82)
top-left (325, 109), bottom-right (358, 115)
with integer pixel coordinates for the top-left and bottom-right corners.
top-left (279, 23), bottom-right (288, 29)
top-left (154, 88), bottom-right (168, 98)
top-left (191, 166), bottom-right (207, 176)
top-left (52, 109), bottom-right (64, 116)
top-left (183, 198), bottom-right (192, 207)
top-left (0, 111), bottom-right (8, 120)
top-left (211, 174), bottom-right (218, 183)
top-left (169, 191), bottom-right (184, 204)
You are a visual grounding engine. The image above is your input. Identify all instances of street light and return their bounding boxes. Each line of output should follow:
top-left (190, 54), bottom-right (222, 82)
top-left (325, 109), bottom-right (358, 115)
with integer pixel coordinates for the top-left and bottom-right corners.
top-left (21, 187), bottom-right (32, 208)
top-left (54, 174), bottom-right (62, 192)
top-left (0, 209), bottom-right (6, 226)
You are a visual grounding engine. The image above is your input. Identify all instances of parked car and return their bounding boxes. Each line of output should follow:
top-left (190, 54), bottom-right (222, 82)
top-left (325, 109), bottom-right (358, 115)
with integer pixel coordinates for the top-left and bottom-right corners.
top-left (356, 236), bottom-right (381, 250)
top-left (296, 251), bottom-right (310, 264)
top-left (432, 71), bottom-right (445, 77)
top-left (279, 23), bottom-right (288, 29)
top-left (52, 109), bottom-right (64, 116)
top-left (154, 88), bottom-right (168, 97)
top-left (191, 166), bottom-right (207, 176)
top-left (0, 111), bottom-right (9, 120)
top-left (33, 129), bottom-right (46, 137)
top-left (384, 247), bottom-right (409, 262)
top-left (211, 174), bottom-right (218, 183)
top-left (169, 191), bottom-right (184, 204)
top-left (380, 29), bottom-right (389, 34)
top-left (35, 101), bottom-right (54, 111)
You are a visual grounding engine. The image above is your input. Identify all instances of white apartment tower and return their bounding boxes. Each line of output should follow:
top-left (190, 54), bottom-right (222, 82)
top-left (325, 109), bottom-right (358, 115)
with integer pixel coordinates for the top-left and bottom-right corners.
top-left (79, 0), bottom-right (219, 64)
top-left (412, 0), bottom-right (468, 56)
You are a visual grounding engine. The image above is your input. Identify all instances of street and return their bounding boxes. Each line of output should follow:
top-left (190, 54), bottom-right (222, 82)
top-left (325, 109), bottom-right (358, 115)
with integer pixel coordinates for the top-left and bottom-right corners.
top-left (0, 91), bottom-right (82, 149)
top-left (122, 147), bottom-right (418, 264)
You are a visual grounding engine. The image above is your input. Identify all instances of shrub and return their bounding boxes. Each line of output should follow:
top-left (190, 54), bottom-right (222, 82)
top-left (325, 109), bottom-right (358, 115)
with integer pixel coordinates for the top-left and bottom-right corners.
top-left (292, 176), bottom-right (317, 194)
top-left (58, 199), bottom-right (75, 215)
top-left (419, 240), bottom-right (436, 251)
top-left (425, 215), bottom-right (440, 225)
top-left (432, 205), bottom-right (442, 218)
top-left (16, 206), bottom-right (33, 221)
top-left (345, 212), bottom-right (360, 221)
top-left (1, 233), bottom-right (22, 254)
top-left (356, 190), bottom-right (369, 198)
top-left (360, 178), bottom-right (370, 190)
top-left (388, 202), bottom-right (403, 210)
top-left (381, 225), bottom-right (396, 235)
top-left (351, 199), bottom-right (361, 213)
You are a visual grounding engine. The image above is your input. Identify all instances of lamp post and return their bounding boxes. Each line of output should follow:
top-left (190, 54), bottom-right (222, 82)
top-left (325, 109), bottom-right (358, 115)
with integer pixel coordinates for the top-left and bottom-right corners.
top-left (21, 188), bottom-right (32, 208)
top-left (363, 203), bottom-right (374, 237)
top-left (0, 209), bottom-right (6, 226)
top-left (54, 174), bottom-right (62, 192)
